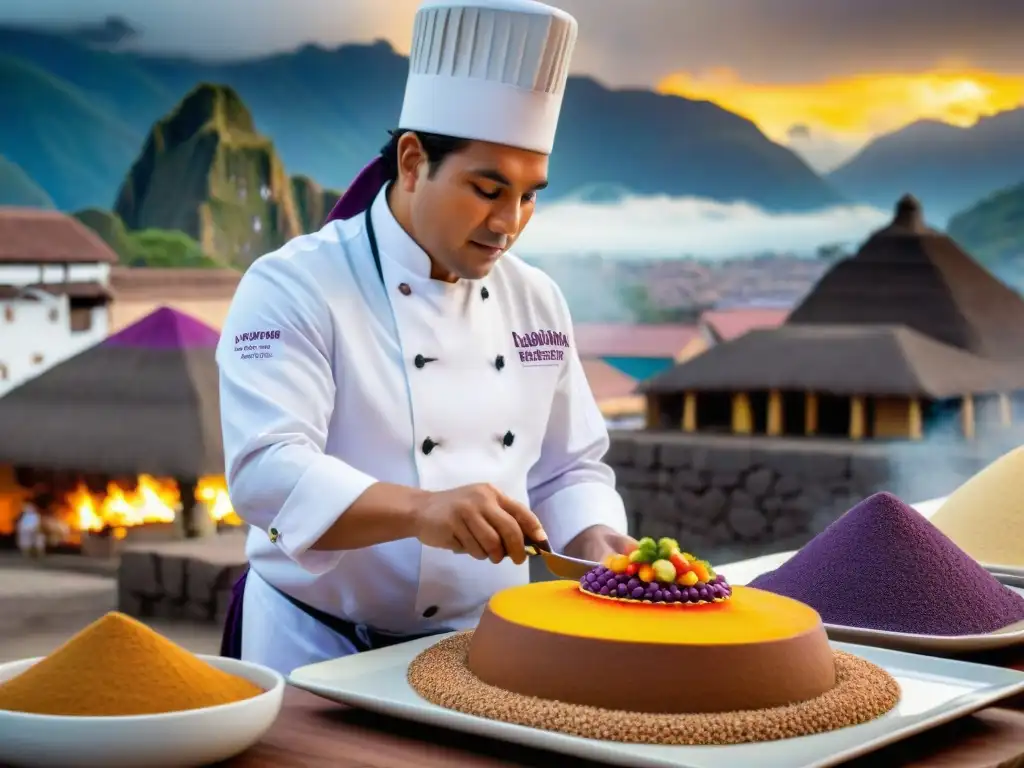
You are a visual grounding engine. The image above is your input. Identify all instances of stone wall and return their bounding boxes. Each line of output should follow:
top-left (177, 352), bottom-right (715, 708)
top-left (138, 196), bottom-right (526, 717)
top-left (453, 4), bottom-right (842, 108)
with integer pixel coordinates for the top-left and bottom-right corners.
top-left (113, 432), bottom-right (1022, 624)
top-left (117, 534), bottom-right (247, 624)
top-left (606, 430), bottom-right (1021, 564)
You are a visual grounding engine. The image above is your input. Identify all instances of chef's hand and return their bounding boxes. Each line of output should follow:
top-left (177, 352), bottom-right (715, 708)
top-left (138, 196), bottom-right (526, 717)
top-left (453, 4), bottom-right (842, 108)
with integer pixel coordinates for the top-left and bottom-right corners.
top-left (564, 525), bottom-right (638, 564)
top-left (413, 483), bottom-right (546, 565)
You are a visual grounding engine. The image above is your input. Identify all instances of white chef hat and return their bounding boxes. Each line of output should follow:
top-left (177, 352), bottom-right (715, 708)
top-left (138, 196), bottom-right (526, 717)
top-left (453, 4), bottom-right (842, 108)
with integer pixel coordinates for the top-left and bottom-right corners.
top-left (398, 0), bottom-right (578, 155)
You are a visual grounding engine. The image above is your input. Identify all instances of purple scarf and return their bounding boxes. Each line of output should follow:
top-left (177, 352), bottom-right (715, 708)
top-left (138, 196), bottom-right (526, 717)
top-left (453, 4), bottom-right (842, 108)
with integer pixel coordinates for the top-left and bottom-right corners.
top-left (324, 156), bottom-right (388, 224)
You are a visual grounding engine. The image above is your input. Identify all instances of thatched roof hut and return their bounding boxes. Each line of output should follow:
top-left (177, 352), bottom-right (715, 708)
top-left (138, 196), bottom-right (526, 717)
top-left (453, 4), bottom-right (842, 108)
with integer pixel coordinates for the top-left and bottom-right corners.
top-left (787, 194), bottom-right (1024, 362)
top-left (641, 324), bottom-right (1019, 399)
top-left (640, 196), bottom-right (1024, 440)
top-left (0, 306), bottom-right (223, 476)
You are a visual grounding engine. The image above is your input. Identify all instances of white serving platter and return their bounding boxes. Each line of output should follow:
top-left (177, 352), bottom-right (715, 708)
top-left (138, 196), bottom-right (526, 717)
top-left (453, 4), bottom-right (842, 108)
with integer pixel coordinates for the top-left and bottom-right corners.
top-left (0, 655), bottom-right (284, 768)
top-left (289, 634), bottom-right (1024, 768)
top-left (822, 587), bottom-right (1024, 653)
top-left (986, 568), bottom-right (1024, 589)
top-left (720, 562), bottom-right (1024, 654)
top-left (983, 563), bottom-right (1024, 580)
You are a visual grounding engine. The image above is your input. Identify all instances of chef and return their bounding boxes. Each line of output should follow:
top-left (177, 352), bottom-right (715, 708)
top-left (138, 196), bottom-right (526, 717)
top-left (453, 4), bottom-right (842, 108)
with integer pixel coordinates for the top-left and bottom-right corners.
top-left (217, 0), bottom-right (634, 675)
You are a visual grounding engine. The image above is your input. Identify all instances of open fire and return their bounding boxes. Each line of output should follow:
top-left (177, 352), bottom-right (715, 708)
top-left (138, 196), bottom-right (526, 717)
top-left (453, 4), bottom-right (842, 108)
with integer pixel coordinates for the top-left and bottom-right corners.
top-left (63, 475), bottom-right (242, 539)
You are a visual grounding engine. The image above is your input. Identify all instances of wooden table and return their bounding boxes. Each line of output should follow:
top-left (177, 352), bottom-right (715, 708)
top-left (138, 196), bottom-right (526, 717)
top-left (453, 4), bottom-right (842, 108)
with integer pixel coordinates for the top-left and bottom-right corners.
top-left (229, 646), bottom-right (1024, 768)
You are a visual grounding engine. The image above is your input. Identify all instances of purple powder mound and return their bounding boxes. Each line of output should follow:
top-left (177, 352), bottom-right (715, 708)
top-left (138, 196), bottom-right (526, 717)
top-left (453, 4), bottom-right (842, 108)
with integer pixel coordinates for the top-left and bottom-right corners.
top-left (104, 306), bottom-right (220, 349)
top-left (750, 492), bottom-right (1024, 635)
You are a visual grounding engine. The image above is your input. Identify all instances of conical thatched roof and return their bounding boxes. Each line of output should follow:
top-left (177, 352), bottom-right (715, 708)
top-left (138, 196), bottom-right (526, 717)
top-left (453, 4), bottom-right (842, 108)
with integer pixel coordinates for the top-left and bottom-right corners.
top-left (787, 195), bottom-right (1024, 362)
top-left (0, 307), bottom-right (223, 476)
top-left (643, 196), bottom-right (1024, 398)
top-left (640, 325), bottom-right (1021, 398)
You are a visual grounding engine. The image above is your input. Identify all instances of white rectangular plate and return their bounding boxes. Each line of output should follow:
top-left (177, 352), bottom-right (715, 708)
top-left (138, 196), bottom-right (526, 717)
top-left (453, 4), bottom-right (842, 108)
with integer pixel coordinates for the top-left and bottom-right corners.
top-left (988, 570), bottom-right (1024, 589)
top-left (822, 586), bottom-right (1024, 653)
top-left (983, 563), bottom-right (1024, 580)
top-left (288, 634), bottom-right (1024, 768)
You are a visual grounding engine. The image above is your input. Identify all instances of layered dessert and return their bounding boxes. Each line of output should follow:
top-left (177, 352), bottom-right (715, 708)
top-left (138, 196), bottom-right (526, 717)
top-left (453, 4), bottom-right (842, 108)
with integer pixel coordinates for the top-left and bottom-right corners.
top-left (409, 537), bottom-right (900, 744)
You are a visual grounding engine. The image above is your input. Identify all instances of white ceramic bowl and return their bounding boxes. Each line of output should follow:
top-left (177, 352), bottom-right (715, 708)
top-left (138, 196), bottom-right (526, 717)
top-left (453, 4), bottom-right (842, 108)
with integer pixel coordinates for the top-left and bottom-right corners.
top-left (0, 654), bottom-right (285, 768)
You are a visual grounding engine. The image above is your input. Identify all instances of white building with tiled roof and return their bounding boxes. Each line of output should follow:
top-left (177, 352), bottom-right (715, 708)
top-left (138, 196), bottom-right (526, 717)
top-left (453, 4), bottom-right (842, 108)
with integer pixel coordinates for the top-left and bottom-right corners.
top-left (0, 208), bottom-right (118, 396)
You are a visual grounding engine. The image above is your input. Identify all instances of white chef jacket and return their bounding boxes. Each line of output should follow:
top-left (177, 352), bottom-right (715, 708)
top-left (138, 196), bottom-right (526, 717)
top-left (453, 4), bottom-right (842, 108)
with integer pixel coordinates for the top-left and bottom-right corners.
top-left (217, 187), bottom-right (627, 670)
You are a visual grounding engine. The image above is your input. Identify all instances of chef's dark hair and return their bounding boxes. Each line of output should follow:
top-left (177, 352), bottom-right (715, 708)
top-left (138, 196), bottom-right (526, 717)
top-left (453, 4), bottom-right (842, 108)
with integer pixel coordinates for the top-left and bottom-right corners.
top-left (380, 129), bottom-right (471, 181)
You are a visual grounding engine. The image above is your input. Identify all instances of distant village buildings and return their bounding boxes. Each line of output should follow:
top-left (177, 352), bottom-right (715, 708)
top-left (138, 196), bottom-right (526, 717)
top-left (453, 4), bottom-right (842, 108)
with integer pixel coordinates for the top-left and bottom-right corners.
top-left (641, 196), bottom-right (1024, 441)
top-left (0, 209), bottom-right (117, 396)
top-left (575, 312), bottom-right (790, 423)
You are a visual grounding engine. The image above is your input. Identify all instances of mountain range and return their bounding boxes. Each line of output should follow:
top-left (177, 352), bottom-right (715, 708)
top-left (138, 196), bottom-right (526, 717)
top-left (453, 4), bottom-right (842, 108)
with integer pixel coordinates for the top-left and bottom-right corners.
top-left (0, 26), bottom-right (839, 215)
top-left (827, 109), bottom-right (1024, 223)
top-left (947, 181), bottom-right (1024, 264)
top-left (1, 22), bottom-right (1022, 250)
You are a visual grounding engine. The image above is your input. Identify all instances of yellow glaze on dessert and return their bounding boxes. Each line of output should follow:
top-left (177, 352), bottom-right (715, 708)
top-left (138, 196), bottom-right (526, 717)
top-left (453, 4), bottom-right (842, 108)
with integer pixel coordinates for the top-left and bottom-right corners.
top-left (488, 581), bottom-right (822, 646)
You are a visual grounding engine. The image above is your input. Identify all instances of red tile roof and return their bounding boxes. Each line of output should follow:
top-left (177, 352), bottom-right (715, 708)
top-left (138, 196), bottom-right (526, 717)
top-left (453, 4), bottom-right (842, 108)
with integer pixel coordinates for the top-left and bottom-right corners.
top-left (0, 208), bottom-right (119, 264)
top-left (581, 358), bottom-right (639, 401)
top-left (573, 323), bottom-right (700, 358)
top-left (700, 308), bottom-right (789, 342)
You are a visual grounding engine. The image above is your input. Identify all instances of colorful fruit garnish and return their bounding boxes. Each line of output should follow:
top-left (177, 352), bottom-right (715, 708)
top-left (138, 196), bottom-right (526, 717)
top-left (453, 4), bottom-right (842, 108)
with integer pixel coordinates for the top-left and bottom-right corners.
top-left (690, 561), bottom-right (711, 584)
top-left (657, 537), bottom-right (680, 560)
top-left (669, 552), bottom-right (690, 576)
top-left (651, 559), bottom-right (676, 583)
top-left (679, 570), bottom-right (699, 587)
top-left (580, 537), bottom-right (730, 605)
top-left (635, 537), bottom-right (659, 563)
top-left (579, 563), bottom-right (732, 605)
top-left (607, 554), bottom-right (630, 574)
top-left (628, 549), bottom-right (647, 564)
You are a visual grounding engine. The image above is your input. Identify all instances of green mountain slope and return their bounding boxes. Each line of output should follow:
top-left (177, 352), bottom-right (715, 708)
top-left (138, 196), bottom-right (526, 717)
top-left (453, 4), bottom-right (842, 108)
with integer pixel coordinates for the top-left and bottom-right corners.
top-left (114, 84), bottom-right (303, 268)
top-left (291, 174), bottom-right (342, 233)
top-left (947, 182), bottom-right (1024, 262)
top-left (0, 155), bottom-right (54, 207)
top-left (0, 55), bottom-right (141, 211)
top-left (73, 207), bottom-right (220, 267)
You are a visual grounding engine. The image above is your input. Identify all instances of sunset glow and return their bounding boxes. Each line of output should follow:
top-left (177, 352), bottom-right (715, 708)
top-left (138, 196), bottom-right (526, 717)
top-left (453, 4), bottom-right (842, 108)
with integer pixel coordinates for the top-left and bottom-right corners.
top-left (657, 69), bottom-right (1024, 142)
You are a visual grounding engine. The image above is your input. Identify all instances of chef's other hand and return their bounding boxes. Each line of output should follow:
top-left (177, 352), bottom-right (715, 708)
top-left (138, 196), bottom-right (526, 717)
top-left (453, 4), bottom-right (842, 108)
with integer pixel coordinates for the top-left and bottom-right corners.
top-left (413, 484), bottom-right (546, 565)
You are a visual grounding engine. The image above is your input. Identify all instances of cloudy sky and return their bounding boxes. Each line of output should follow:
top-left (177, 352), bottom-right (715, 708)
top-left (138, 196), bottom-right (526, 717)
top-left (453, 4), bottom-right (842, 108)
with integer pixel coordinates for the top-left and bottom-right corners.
top-left (4, 0), bottom-right (1024, 170)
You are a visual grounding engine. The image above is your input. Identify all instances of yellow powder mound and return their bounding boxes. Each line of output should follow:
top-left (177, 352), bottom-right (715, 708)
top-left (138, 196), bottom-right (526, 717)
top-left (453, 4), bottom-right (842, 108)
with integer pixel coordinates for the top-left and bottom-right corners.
top-left (0, 612), bottom-right (263, 716)
top-left (930, 446), bottom-right (1024, 567)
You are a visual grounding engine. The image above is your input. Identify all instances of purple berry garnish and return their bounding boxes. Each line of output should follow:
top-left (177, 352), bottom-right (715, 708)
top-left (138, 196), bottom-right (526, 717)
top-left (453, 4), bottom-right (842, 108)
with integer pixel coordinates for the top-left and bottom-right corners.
top-left (631, 587), bottom-right (645, 599)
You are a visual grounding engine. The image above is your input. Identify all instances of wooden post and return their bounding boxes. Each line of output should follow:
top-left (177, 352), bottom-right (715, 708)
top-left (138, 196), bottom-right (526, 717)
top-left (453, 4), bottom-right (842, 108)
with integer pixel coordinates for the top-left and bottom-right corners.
top-left (849, 396), bottom-right (865, 440)
top-left (644, 396), bottom-right (659, 429)
top-left (908, 397), bottom-right (923, 440)
top-left (682, 392), bottom-right (697, 433)
top-left (999, 393), bottom-right (1012, 427)
top-left (804, 392), bottom-right (818, 436)
top-left (767, 389), bottom-right (783, 436)
top-left (174, 477), bottom-right (209, 538)
top-left (961, 394), bottom-right (975, 440)
top-left (731, 393), bottom-right (753, 435)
